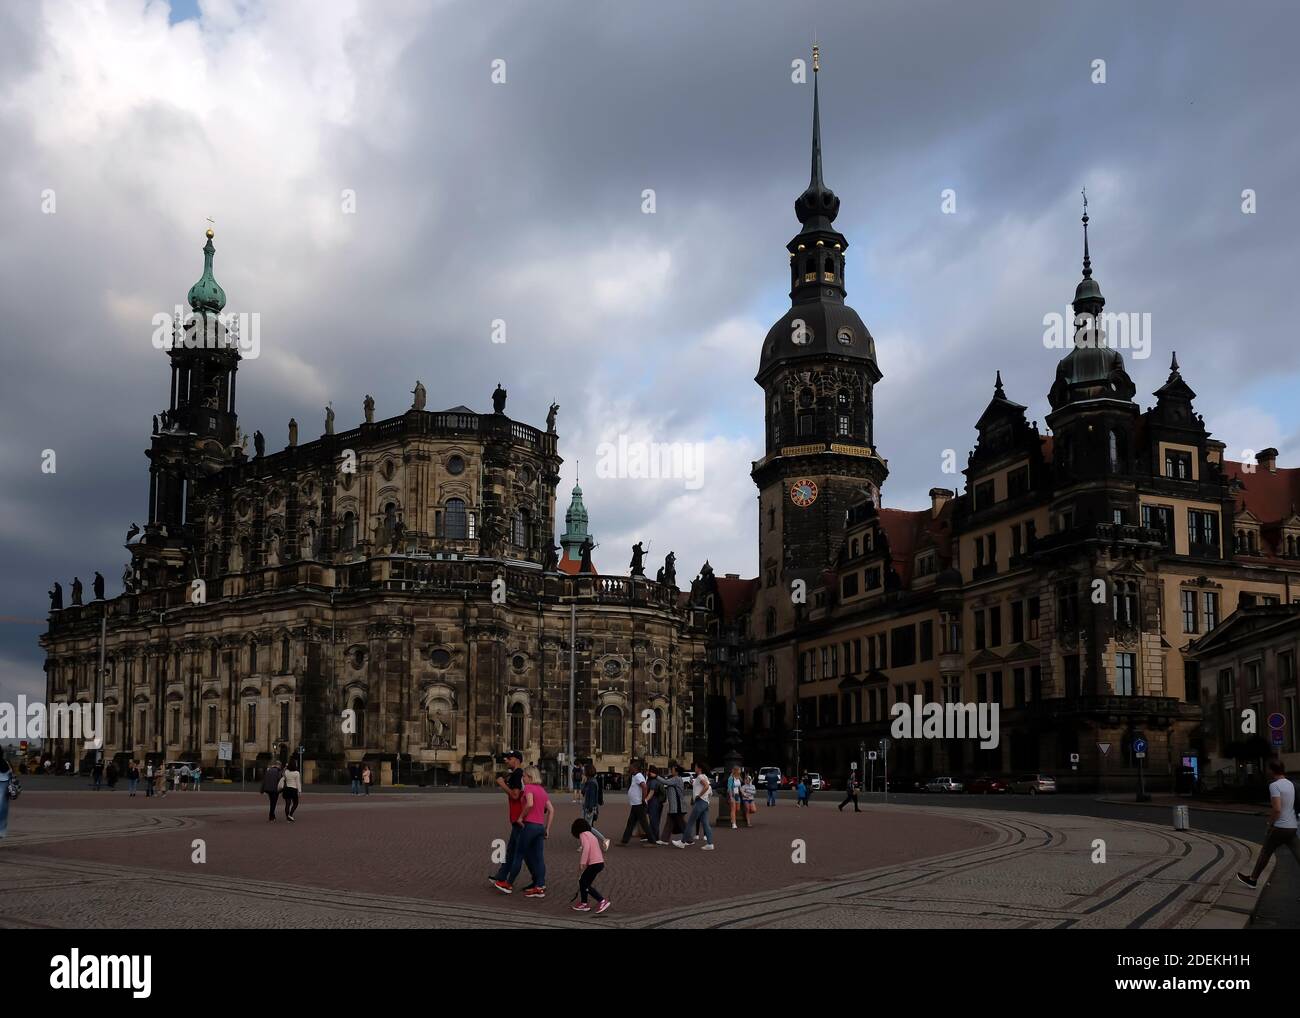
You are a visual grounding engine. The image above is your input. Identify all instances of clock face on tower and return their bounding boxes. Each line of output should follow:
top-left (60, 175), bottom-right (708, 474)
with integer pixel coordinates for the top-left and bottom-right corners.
top-left (789, 478), bottom-right (818, 507)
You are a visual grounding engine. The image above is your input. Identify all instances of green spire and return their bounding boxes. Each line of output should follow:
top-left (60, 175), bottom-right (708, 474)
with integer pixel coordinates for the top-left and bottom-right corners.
top-left (560, 481), bottom-right (590, 561)
top-left (187, 228), bottom-right (227, 314)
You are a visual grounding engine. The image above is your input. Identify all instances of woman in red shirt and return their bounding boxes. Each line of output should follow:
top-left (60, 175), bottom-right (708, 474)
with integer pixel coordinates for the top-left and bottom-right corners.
top-left (500, 766), bottom-right (554, 898)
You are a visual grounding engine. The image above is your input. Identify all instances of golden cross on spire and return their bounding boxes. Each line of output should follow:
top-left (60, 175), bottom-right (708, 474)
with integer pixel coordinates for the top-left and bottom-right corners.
top-left (1080, 187), bottom-right (1088, 214)
top-left (205, 216), bottom-right (215, 239)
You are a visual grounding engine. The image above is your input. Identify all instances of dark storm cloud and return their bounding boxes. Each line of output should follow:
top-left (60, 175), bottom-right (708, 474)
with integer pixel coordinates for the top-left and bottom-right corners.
top-left (1, 0), bottom-right (1296, 699)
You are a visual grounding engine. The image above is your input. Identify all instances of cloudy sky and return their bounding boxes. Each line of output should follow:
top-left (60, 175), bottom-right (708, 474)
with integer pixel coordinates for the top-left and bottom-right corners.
top-left (2, 0), bottom-right (1297, 702)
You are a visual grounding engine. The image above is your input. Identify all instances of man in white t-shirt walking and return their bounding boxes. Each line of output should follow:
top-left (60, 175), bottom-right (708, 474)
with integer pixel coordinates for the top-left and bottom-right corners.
top-left (619, 761), bottom-right (659, 845)
top-left (1238, 759), bottom-right (1300, 888)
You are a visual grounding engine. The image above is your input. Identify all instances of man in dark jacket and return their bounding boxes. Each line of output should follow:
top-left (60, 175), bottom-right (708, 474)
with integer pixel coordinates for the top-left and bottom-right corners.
top-left (262, 762), bottom-right (283, 821)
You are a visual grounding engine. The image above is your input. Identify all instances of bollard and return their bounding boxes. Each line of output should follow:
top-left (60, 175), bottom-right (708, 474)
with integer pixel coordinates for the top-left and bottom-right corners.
top-left (1172, 804), bottom-right (1190, 831)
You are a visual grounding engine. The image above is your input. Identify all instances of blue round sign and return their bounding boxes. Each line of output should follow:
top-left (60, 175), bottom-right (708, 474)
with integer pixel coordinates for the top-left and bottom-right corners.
top-left (1133, 738), bottom-right (1148, 754)
top-left (1268, 712), bottom-right (1286, 730)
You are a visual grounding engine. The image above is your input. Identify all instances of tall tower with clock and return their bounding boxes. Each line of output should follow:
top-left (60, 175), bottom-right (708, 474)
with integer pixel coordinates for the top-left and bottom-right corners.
top-left (752, 48), bottom-right (889, 611)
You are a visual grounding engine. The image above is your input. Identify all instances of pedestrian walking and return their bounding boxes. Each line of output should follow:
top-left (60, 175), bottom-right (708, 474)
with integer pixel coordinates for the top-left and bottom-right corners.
top-left (491, 750), bottom-right (527, 889)
top-left (180, 764), bottom-right (191, 791)
top-left (1238, 759), bottom-right (1300, 888)
top-left (580, 763), bottom-right (610, 849)
top-left (192, 766), bottom-right (202, 791)
top-left (92, 760), bottom-right (104, 791)
top-left (765, 768), bottom-right (779, 807)
top-left (741, 773), bottom-right (757, 823)
top-left (796, 777), bottom-right (808, 807)
top-left (726, 766), bottom-right (749, 829)
top-left (675, 762), bottom-right (714, 849)
top-left (804, 772), bottom-right (816, 807)
top-left (156, 766), bottom-right (167, 797)
top-left (496, 766), bottom-right (554, 898)
top-left (349, 762), bottom-right (361, 795)
top-left (127, 761), bottom-right (139, 797)
top-left (361, 764), bottom-right (372, 795)
top-left (570, 818), bottom-right (611, 914)
top-left (282, 759), bottom-right (302, 822)
top-left (262, 760), bottom-right (284, 821)
top-left (63, 760), bottom-right (71, 777)
top-left (106, 762), bottom-right (118, 790)
top-left (646, 765), bottom-right (665, 843)
top-left (145, 762), bottom-right (154, 797)
top-left (660, 762), bottom-right (689, 843)
top-left (619, 761), bottom-right (658, 845)
top-left (0, 753), bottom-right (12, 839)
top-left (838, 770), bottom-right (861, 812)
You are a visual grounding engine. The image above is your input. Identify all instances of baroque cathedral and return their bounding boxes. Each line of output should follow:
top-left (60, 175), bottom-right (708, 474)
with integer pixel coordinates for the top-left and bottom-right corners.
top-left (43, 51), bottom-right (1300, 790)
top-left (40, 233), bottom-right (716, 786)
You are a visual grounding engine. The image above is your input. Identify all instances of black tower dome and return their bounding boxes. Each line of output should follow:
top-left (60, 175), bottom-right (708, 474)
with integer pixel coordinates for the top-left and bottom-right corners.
top-left (758, 48), bottom-right (880, 384)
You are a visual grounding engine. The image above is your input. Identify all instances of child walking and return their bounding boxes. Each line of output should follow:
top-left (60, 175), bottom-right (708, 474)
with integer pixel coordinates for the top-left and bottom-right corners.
top-left (796, 777), bottom-right (808, 807)
top-left (571, 818), bottom-right (611, 914)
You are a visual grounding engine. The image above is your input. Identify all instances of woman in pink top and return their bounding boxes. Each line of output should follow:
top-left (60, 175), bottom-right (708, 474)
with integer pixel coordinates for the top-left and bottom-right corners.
top-left (570, 817), bottom-right (610, 913)
top-left (502, 766), bottom-right (554, 898)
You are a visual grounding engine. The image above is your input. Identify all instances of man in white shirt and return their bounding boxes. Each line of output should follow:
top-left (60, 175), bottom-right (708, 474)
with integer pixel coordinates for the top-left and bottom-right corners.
top-left (1238, 759), bottom-right (1300, 888)
top-left (618, 761), bottom-right (659, 845)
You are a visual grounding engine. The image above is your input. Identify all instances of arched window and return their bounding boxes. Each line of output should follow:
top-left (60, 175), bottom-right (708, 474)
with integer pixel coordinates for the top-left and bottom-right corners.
top-left (340, 512), bottom-right (357, 550)
top-left (445, 498), bottom-right (468, 539)
top-left (851, 538), bottom-right (860, 557)
top-left (823, 255), bottom-right (835, 280)
top-left (509, 702), bottom-right (525, 751)
top-left (349, 696), bottom-right (365, 748)
top-left (248, 640), bottom-right (258, 673)
top-left (600, 705), bottom-right (624, 754)
top-left (512, 509), bottom-right (529, 547)
top-left (280, 636), bottom-right (291, 674)
top-left (766, 607), bottom-right (776, 636)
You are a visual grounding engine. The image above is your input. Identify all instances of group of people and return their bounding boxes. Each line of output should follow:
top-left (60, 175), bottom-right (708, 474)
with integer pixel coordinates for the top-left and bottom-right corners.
top-left (259, 759), bottom-right (304, 821)
top-left (347, 763), bottom-right (374, 795)
top-left (87, 760), bottom-right (204, 796)
top-left (490, 754), bottom-right (753, 915)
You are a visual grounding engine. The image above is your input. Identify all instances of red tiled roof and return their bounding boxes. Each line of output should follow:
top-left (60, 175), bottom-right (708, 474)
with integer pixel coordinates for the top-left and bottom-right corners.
top-left (557, 552), bottom-right (596, 575)
top-left (714, 576), bottom-right (759, 622)
top-left (1039, 435), bottom-right (1054, 464)
top-left (878, 501), bottom-right (954, 588)
top-left (1222, 461), bottom-right (1300, 523)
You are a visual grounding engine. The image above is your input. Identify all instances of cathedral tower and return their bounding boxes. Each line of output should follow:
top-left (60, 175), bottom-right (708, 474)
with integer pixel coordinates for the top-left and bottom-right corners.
top-left (752, 47), bottom-right (889, 595)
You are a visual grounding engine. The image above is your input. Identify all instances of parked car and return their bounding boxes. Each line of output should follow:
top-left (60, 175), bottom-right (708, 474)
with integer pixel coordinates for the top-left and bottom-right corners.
top-left (965, 775), bottom-right (1009, 794)
top-left (806, 772), bottom-right (826, 791)
top-left (925, 776), bottom-right (964, 793)
top-left (1010, 774), bottom-right (1057, 794)
top-left (756, 766), bottom-right (783, 790)
top-left (886, 775), bottom-right (926, 793)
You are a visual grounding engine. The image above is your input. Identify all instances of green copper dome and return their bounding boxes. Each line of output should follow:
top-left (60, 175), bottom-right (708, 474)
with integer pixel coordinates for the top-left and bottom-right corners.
top-left (187, 230), bottom-right (226, 314)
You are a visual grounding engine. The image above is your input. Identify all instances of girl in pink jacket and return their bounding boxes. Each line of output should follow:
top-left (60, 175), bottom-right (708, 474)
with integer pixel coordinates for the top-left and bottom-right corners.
top-left (571, 818), bottom-right (611, 914)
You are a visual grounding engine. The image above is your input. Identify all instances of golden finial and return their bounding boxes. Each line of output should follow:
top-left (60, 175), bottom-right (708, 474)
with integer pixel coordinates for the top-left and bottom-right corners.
top-left (812, 44), bottom-right (820, 73)
top-left (205, 216), bottom-right (215, 239)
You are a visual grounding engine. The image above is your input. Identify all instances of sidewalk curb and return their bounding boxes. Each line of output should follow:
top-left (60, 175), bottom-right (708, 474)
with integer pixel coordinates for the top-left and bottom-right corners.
top-left (1094, 795), bottom-right (1268, 818)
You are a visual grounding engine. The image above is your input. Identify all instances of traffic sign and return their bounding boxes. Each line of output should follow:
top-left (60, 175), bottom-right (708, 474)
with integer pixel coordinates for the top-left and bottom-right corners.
top-left (850, 761), bottom-right (858, 769)
top-left (1135, 751), bottom-right (1147, 759)
top-left (217, 741), bottom-right (233, 761)
top-left (1069, 753), bottom-right (1080, 763)
top-left (868, 750), bottom-right (877, 761)
top-left (1268, 712), bottom-right (1286, 730)
top-left (1097, 743), bottom-right (1111, 756)
top-left (1133, 738), bottom-right (1148, 755)
top-left (1272, 731), bottom-right (1284, 747)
